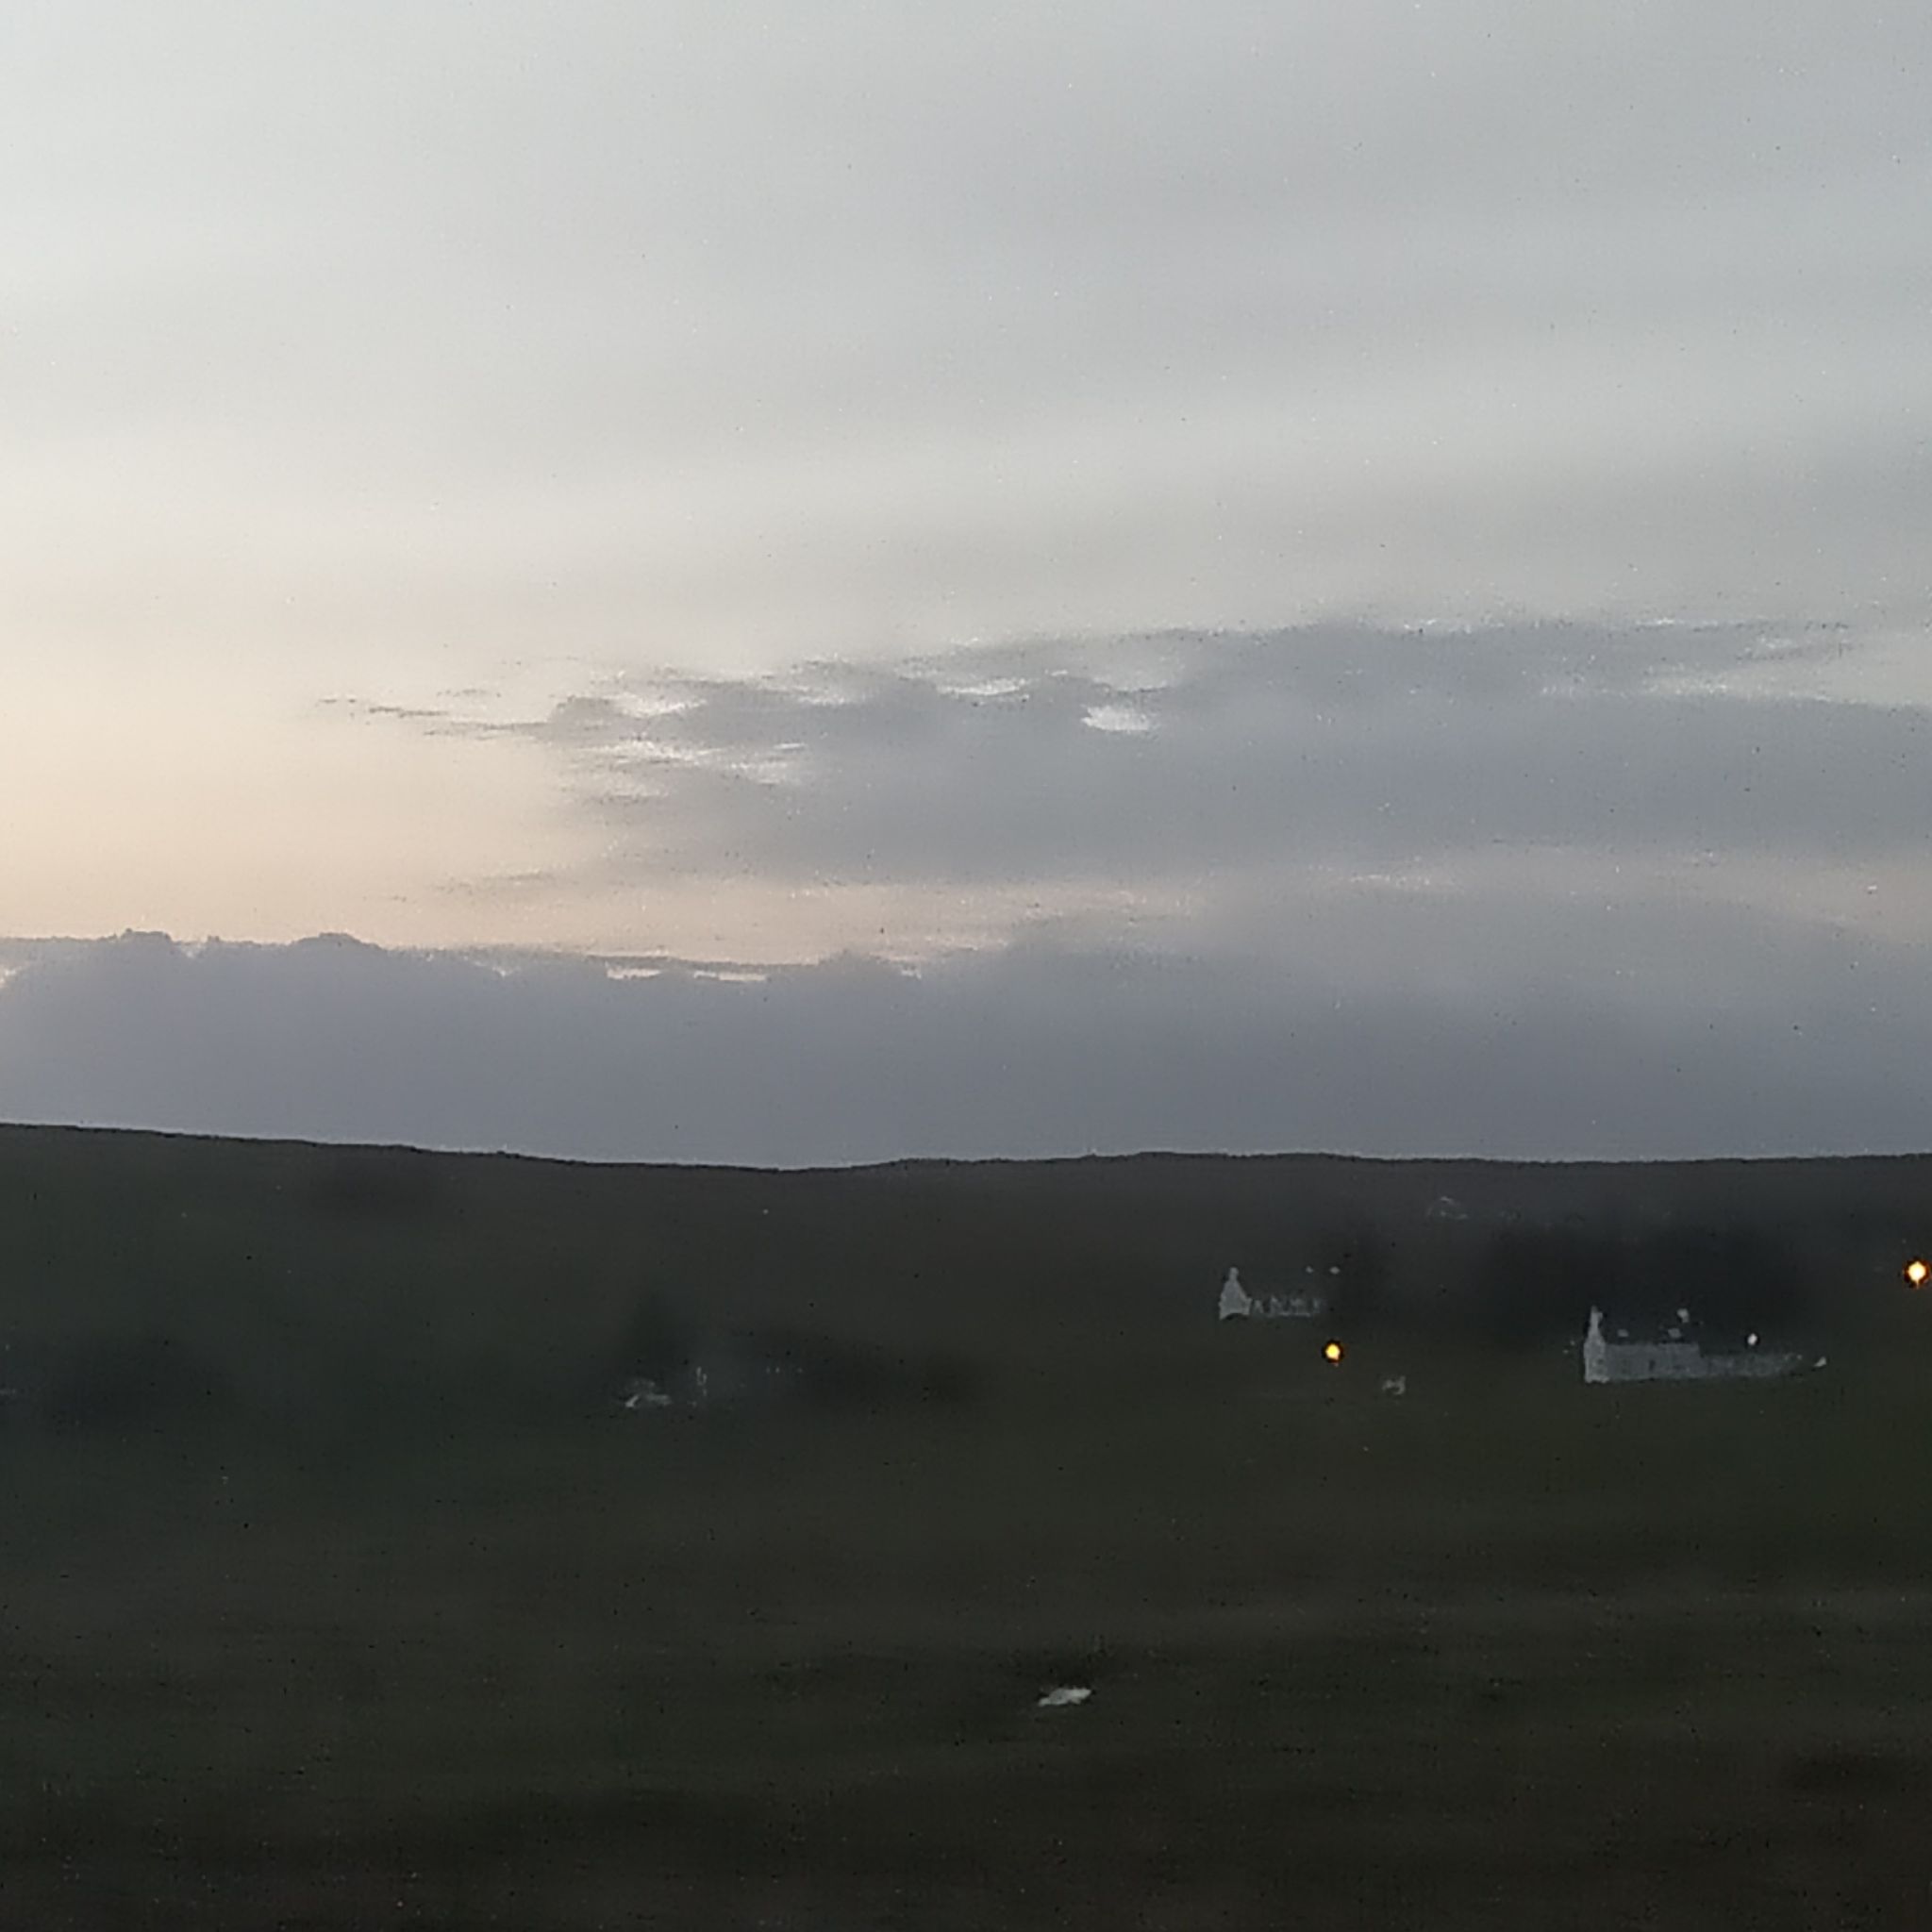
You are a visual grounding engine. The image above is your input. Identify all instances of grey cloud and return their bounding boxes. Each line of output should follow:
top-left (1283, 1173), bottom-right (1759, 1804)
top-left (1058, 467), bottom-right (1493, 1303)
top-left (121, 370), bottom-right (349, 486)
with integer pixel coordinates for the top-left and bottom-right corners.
top-left (357, 624), bottom-right (1928, 896)
top-left (0, 911), bottom-right (1924, 1165)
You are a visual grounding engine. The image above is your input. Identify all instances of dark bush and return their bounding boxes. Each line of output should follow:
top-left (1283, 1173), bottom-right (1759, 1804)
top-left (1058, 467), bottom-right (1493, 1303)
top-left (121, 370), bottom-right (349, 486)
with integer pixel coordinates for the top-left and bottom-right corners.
top-left (1620, 1224), bottom-right (1808, 1344)
top-left (1474, 1226), bottom-right (1625, 1348)
top-left (306, 1149), bottom-right (445, 1221)
top-left (915, 1355), bottom-right (987, 1407)
top-left (609, 1291), bottom-right (696, 1388)
top-left (40, 1333), bottom-right (233, 1434)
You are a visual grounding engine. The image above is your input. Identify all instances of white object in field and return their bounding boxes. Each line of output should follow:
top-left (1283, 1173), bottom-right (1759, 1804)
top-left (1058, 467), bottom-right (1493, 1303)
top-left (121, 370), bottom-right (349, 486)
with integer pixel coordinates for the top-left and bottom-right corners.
top-left (1218, 1267), bottom-right (1254, 1321)
top-left (1379, 1374), bottom-right (1407, 1398)
top-left (1037, 1685), bottom-right (1092, 1709)
top-left (620, 1376), bottom-right (674, 1411)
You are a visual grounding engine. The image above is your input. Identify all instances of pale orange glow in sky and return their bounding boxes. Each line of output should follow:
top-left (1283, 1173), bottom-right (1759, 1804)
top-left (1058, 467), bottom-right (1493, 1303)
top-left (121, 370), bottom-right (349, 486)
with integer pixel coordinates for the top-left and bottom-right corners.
top-left (0, 656), bottom-right (577, 947)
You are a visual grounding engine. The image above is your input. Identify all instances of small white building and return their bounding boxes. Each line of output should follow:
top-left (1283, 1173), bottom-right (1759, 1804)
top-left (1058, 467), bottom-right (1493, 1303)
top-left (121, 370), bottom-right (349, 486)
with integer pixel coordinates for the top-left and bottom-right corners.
top-left (1258, 1291), bottom-right (1327, 1321)
top-left (1581, 1307), bottom-right (1810, 1385)
top-left (1218, 1268), bottom-right (1255, 1321)
top-left (1221, 1266), bottom-right (1336, 1322)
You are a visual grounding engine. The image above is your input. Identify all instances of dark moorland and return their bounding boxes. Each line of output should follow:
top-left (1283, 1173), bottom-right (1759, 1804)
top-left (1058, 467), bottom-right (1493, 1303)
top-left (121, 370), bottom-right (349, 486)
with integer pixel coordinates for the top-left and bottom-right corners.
top-left (3, 1124), bottom-right (1931, 1927)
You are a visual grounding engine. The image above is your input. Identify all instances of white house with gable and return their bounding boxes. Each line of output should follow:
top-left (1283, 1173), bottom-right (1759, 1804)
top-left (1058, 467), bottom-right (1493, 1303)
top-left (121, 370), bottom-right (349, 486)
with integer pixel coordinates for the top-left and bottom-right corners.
top-left (1218, 1268), bottom-right (1255, 1320)
top-left (1581, 1307), bottom-right (1814, 1385)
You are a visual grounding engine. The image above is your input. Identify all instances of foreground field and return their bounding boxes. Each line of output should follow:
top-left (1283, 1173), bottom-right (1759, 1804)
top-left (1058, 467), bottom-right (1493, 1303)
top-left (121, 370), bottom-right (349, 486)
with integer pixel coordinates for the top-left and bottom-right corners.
top-left (5, 1334), bottom-right (1931, 1929)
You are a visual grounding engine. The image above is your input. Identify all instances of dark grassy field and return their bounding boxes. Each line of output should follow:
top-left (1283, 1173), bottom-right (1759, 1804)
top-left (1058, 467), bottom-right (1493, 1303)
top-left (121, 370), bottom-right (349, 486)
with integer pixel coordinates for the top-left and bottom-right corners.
top-left (3, 1125), bottom-right (1932, 1926)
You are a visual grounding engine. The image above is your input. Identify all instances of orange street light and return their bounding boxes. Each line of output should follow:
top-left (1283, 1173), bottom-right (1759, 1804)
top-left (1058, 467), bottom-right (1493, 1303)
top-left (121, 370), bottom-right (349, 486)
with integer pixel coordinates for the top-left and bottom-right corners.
top-left (1323, 1341), bottom-right (1344, 1364)
top-left (1907, 1258), bottom-right (1928, 1289)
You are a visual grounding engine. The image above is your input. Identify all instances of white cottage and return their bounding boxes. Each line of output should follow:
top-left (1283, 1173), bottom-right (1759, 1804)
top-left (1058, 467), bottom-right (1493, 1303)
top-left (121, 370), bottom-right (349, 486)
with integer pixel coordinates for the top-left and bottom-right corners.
top-left (1220, 1265), bottom-right (1335, 1323)
top-left (1218, 1268), bottom-right (1255, 1320)
top-left (1581, 1307), bottom-right (1811, 1385)
top-left (1258, 1291), bottom-right (1327, 1321)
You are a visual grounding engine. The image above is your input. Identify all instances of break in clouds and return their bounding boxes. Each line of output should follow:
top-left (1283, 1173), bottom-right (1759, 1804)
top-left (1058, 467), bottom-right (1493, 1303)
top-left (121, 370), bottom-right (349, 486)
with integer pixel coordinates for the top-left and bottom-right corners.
top-left (6, 620), bottom-right (1928, 1165)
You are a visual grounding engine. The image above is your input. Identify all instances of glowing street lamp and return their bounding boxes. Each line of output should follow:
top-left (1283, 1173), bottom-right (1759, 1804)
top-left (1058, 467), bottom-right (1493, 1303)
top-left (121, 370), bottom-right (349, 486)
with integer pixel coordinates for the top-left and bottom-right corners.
top-left (1907, 1258), bottom-right (1928, 1289)
top-left (1323, 1341), bottom-right (1344, 1364)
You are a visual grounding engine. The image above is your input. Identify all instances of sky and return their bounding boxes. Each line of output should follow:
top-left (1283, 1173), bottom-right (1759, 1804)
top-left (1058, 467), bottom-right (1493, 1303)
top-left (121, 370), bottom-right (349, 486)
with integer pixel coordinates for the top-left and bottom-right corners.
top-left (3, 1), bottom-right (1929, 1161)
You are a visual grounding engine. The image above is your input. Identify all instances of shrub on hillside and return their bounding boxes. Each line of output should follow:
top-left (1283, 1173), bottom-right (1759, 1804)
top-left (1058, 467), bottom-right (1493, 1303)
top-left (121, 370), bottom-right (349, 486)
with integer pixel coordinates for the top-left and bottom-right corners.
top-left (38, 1332), bottom-right (234, 1434)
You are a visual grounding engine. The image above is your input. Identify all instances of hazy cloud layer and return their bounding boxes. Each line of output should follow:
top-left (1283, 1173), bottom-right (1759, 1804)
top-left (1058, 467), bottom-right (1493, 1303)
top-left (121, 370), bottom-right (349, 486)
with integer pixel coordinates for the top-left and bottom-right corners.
top-left (1, 912), bottom-right (1924, 1166)
top-left (8, 0), bottom-right (1931, 678)
top-left (341, 623), bottom-right (1930, 916)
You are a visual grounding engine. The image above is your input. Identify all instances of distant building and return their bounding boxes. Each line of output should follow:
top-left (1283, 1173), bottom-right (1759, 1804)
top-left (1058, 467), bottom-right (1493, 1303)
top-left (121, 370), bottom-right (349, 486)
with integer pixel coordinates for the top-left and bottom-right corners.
top-left (1220, 1267), bottom-right (1330, 1321)
top-left (1258, 1290), bottom-right (1327, 1321)
top-left (1580, 1307), bottom-right (1812, 1385)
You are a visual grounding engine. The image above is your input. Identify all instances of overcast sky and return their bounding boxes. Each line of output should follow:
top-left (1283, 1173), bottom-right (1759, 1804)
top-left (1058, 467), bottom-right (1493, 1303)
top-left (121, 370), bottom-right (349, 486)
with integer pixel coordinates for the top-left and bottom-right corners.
top-left (3, 2), bottom-right (1929, 1160)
